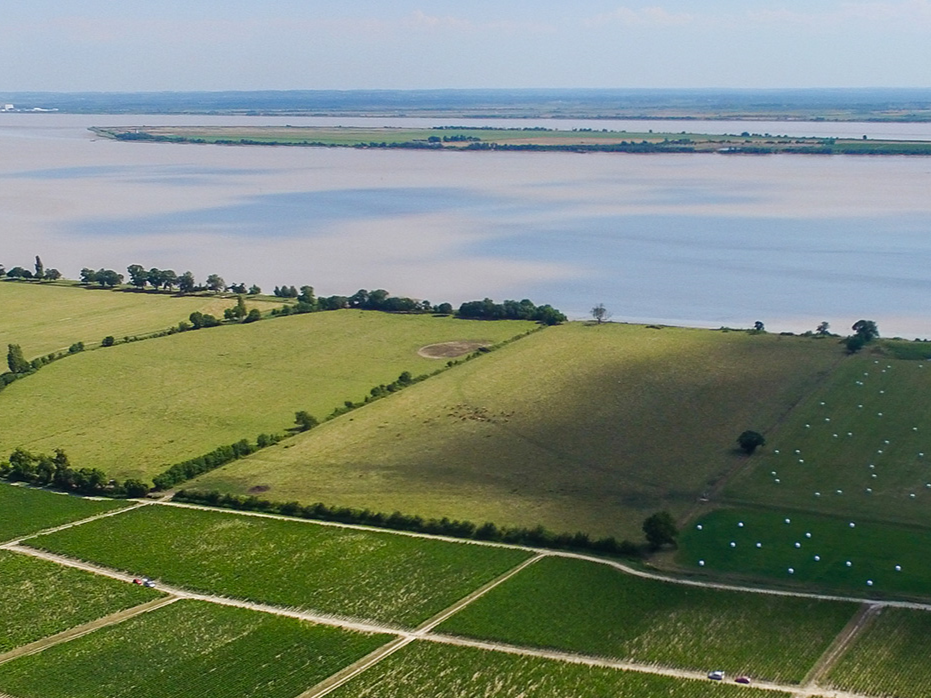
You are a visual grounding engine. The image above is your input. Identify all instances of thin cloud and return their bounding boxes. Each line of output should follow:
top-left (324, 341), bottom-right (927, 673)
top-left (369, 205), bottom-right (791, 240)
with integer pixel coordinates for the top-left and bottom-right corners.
top-left (584, 6), bottom-right (695, 28)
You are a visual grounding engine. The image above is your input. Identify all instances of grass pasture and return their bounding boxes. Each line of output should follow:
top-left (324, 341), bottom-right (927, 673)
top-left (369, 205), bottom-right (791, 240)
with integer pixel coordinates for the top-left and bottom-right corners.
top-left (0, 310), bottom-right (534, 481)
top-left (0, 598), bottom-right (390, 698)
top-left (437, 556), bottom-right (856, 684)
top-left (0, 482), bottom-right (126, 542)
top-left (28, 504), bottom-right (532, 626)
top-left (0, 550), bottom-right (161, 653)
top-left (725, 355), bottom-right (931, 528)
top-left (825, 607), bottom-right (931, 697)
top-left (192, 323), bottom-right (842, 539)
top-left (0, 280), bottom-right (278, 359)
top-left (329, 641), bottom-right (781, 698)
top-left (677, 508), bottom-right (931, 599)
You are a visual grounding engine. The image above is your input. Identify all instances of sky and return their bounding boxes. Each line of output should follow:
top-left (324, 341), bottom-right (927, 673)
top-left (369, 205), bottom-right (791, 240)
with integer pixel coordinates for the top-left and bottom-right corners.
top-left (2, 1), bottom-right (931, 92)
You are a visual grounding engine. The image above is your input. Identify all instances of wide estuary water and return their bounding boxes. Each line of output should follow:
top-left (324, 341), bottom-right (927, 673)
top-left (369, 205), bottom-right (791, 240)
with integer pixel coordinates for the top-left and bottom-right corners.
top-left (3, 114), bottom-right (931, 336)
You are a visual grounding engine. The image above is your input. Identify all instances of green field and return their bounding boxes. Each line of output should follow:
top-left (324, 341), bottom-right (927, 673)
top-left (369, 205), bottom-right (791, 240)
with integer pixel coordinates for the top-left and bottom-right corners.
top-left (192, 324), bottom-right (842, 539)
top-left (329, 641), bottom-right (782, 698)
top-left (29, 504), bottom-right (531, 626)
top-left (677, 508), bottom-right (931, 599)
top-left (825, 607), bottom-right (931, 697)
top-left (0, 309), bottom-right (534, 481)
top-left (0, 598), bottom-right (390, 698)
top-left (0, 550), bottom-right (161, 653)
top-left (437, 556), bottom-right (857, 684)
top-left (725, 356), bottom-right (931, 528)
top-left (0, 280), bottom-right (279, 359)
top-left (0, 482), bottom-right (126, 542)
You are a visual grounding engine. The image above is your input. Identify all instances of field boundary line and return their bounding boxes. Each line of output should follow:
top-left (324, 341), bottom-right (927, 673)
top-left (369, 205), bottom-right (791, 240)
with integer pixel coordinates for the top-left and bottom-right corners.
top-left (800, 603), bottom-right (882, 691)
top-left (299, 554), bottom-right (544, 698)
top-left (2, 498), bottom-right (152, 548)
top-left (153, 500), bottom-right (931, 611)
top-left (0, 596), bottom-right (179, 667)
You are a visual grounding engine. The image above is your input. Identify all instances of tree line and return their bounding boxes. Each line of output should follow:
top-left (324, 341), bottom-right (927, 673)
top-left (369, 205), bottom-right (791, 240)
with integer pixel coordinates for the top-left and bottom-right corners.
top-left (173, 488), bottom-right (643, 558)
top-left (2, 256), bottom-right (62, 281)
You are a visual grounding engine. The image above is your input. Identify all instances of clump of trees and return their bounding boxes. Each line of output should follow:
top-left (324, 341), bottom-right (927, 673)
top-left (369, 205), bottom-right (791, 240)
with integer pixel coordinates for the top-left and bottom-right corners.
top-left (2, 256), bottom-right (61, 281)
top-left (0, 447), bottom-right (145, 497)
top-left (642, 511), bottom-right (678, 550)
top-left (457, 298), bottom-right (567, 325)
top-left (844, 319), bottom-right (879, 353)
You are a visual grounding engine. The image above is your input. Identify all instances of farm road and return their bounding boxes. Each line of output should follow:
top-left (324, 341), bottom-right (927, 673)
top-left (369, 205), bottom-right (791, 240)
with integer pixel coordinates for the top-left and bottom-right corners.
top-left (3, 542), bottom-right (878, 698)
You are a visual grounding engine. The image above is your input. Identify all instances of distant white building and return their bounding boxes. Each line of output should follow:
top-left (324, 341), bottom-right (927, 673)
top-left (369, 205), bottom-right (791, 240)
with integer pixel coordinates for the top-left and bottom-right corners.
top-left (1, 104), bottom-right (13, 112)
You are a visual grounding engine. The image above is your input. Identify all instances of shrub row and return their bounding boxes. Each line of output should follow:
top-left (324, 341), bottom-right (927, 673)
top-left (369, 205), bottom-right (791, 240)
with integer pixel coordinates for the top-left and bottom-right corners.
top-left (173, 488), bottom-right (643, 558)
top-left (151, 433), bottom-right (284, 490)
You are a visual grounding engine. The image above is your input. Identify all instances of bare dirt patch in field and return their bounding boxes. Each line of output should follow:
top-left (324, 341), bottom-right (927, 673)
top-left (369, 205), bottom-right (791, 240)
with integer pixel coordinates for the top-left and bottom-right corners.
top-left (417, 341), bottom-right (491, 359)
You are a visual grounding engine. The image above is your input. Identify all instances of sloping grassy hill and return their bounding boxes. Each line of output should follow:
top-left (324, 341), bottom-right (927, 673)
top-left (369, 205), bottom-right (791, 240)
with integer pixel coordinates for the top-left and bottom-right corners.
top-left (191, 323), bottom-right (842, 539)
top-left (0, 281), bottom-right (278, 359)
top-left (0, 310), bottom-right (534, 481)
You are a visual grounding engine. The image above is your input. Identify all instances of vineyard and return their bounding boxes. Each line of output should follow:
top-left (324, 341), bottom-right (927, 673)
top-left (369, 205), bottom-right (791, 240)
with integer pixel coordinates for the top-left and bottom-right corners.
top-left (678, 508), bottom-right (931, 598)
top-left (825, 607), bottom-right (931, 697)
top-left (0, 483), bottom-right (126, 542)
top-left (437, 556), bottom-right (857, 684)
top-left (0, 599), bottom-right (390, 698)
top-left (327, 641), bottom-right (784, 698)
top-left (28, 504), bottom-right (532, 626)
top-left (0, 550), bottom-right (161, 653)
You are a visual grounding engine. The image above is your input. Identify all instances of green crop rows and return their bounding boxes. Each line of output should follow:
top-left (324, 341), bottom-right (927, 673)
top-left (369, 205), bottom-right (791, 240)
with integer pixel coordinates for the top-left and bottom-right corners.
top-left (329, 641), bottom-right (785, 698)
top-left (0, 550), bottom-right (161, 653)
top-left (0, 599), bottom-right (390, 698)
top-left (438, 556), bottom-right (856, 684)
top-left (825, 607), bottom-right (931, 697)
top-left (29, 504), bottom-right (531, 626)
top-left (677, 508), bottom-right (931, 598)
top-left (0, 483), bottom-right (126, 542)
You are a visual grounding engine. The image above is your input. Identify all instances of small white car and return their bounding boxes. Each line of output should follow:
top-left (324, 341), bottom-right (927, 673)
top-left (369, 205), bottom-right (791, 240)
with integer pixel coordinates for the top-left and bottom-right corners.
top-left (708, 670), bottom-right (724, 681)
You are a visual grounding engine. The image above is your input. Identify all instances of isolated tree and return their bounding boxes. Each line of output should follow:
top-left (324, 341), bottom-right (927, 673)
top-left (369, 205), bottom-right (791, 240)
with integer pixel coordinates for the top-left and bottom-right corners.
top-left (642, 511), bottom-right (678, 550)
top-left (34, 255), bottom-right (44, 280)
top-left (161, 269), bottom-right (178, 291)
top-left (844, 334), bottom-right (866, 354)
top-left (243, 308), bottom-right (261, 323)
top-left (127, 264), bottom-right (148, 289)
top-left (147, 267), bottom-right (165, 290)
top-left (178, 271), bottom-right (196, 294)
top-left (816, 321), bottom-right (831, 336)
top-left (294, 411), bottom-right (319, 432)
top-left (6, 266), bottom-right (31, 279)
top-left (591, 303), bottom-right (611, 324)
top-left (95, 268), bottom-right (123, 287)
top-left (248, 284), bottom-right (261, 295)
top-left (79, 268), bottom-right (97, 284)
top-left (753, 320), bottom-right (765, 332)
top-left (7, 344), bottom-right (30, 374)
top-left (852, 319), bottom-right (879, 342)
top-left (737, 430), bottom-right (766, 455)
top-left (44, 268), bottom-right (62, 281)
top-left (206, 274), bottom-right (226, 293)
top-left (101, 336), bottom-right (115, 347)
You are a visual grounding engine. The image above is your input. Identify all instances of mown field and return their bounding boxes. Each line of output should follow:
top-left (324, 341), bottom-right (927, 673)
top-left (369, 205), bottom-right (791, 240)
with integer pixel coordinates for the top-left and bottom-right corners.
top-left (677, 508), bottom-right (931, 599)
top-left (825, 607), bottom-right (931, 697)
top-left (192, 324), bottom-right (842, 539)
top-left (0, 280), bottom-right (279, 359)
top-left (0, 550), bottom-right (161, 653)
top-left (28, 504), bottom-right (532, 626)
top-left (437, 556), bottom-right (856, 684)
top-left (0, 309), bottom-right (534, 481)
top-left (328, 641), bottom-right (782, 698)
top-left (0, 482), bottom-right (126, 542)
top-left (0, 599), bottom-right (390, 698)
top-left (725, 355), bottom-right (931, 528)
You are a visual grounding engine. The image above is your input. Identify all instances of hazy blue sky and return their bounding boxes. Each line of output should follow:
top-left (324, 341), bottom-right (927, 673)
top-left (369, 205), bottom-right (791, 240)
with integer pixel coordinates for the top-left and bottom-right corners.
top-left (3, 1), bottom-right (931, 91)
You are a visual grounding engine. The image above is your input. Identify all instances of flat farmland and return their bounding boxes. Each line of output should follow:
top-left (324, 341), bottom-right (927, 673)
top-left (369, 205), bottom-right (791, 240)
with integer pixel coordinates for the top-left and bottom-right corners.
top-left (0, 280), bottom-right (278, 358)
top-left (28, 504), bottom-right (532, 626)
top-left (328, 641), bottom-right (781, 698)
top-left (192, 324), bottom-right (841, 539)
top-left (0, 483), bottom-right (126, 542)
top-left (726, 355), bottom-right (931, 528)
top-left (0, 310), bottom-right (534, 481)
top-left (0, 598), bottom-right (390, 698)
top-left (0, 550), bottom-right (161, 653)
top-left (825, 607), bottom-right (931, 697)
top-left (677, 508), bottom-right (931, 599)
top-left (437, 556), bottom-right (857, 684)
